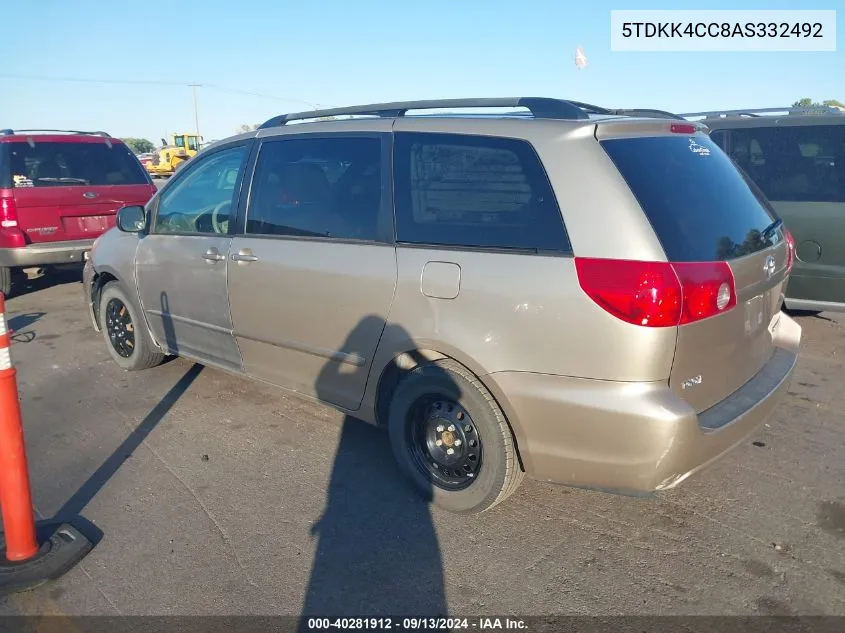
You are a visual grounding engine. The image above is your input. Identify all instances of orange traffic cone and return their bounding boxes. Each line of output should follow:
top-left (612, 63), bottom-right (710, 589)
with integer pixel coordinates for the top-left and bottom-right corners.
top-left (0, 293), bottom-right (93, 596)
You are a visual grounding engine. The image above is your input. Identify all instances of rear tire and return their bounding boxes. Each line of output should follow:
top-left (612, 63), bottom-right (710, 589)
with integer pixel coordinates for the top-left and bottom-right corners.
top-left (99, 282), bottom-right (164, 371)
top-left (387, 359), bottom-right (524, 514)
top-left (0, 267), bottom-right (11, 297)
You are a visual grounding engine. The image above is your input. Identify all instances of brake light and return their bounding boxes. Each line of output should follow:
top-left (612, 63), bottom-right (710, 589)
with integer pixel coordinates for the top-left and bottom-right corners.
top-left (0, 194), bottom-right (18, 229)
top-left (672, 262), bottom-right (737, 324)
top-left (784, 229), bottom-right (795, 272)
top-left (575, 258), bottom-right (736, 328)
top-left (670, 124), bottom-right (697, 134)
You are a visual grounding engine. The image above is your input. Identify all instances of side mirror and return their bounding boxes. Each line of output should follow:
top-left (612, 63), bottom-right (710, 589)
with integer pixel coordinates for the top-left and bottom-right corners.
top-left (116, 205), bottom-right (146, 233)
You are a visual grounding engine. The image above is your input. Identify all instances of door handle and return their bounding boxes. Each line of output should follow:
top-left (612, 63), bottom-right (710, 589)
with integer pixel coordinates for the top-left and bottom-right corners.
top-left (231, 249), bottom-right (258, 263)
top-left (202, 247), bottom-right (225, 262)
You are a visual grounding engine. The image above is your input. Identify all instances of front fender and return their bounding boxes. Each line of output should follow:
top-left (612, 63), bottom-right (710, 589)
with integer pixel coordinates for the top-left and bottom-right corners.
top-left (87, 229), bottom-right (156, 343)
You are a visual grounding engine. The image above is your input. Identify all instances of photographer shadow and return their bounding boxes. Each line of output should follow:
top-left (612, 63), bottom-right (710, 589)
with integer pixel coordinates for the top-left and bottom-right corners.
top-left (300, 317), bottom-right (447, 620)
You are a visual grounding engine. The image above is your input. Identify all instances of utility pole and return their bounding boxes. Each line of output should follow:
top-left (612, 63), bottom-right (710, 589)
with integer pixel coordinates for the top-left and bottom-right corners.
top-left (189, 83), bottom-right (201, 140)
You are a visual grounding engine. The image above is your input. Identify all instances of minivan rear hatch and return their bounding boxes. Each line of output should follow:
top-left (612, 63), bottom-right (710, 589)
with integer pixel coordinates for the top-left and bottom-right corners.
top-left (3, 137), bottom-right (154, 243)
top-left (601, 131), bottom-right (791, 413)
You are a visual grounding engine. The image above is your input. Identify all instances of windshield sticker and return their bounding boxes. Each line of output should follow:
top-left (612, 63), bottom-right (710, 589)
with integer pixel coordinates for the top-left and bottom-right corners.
top-left (688, 138), bottom-right (711, 157)
top-left (13, 174), bottom-right (34, 187)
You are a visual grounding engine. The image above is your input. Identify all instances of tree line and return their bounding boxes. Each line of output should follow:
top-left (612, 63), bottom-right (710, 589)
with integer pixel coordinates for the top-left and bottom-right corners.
top-left (792, 98), bottom-right (844, 111)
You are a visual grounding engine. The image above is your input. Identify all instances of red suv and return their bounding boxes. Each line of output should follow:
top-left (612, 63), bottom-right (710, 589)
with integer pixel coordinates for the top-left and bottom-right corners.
top-left (0, 129), bottom-right (156, 296)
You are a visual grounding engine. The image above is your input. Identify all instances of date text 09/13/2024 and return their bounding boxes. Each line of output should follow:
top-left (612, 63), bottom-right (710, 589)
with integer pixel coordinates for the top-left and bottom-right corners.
top-left (306, 617), bottom-right (528, 631)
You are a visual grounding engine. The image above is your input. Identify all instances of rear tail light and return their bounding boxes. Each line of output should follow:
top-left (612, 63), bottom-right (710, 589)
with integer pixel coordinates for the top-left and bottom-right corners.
top-left (672, 262), bottom-right (737, 324)
top-left (0, 193), bottom-right (18, 229)
top-left (784, 229), bottom-right (795, 272)
top-left (575, 258), bottom-right (736, 328)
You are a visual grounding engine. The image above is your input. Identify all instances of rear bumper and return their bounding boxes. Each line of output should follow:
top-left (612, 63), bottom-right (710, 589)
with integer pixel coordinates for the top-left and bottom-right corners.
top-left (485, 313), bottom-right (802, 495)
top-left (0, 239), bottom-right (95, 268)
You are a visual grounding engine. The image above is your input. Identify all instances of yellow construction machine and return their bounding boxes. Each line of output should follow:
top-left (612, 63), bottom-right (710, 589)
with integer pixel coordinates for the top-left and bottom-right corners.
top-left (145, 133), bottom-right (201, 178)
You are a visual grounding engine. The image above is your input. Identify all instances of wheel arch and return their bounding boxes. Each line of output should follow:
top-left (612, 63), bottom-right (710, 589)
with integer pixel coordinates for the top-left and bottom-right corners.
top-left (373, 344), bottom-right (526, 473)
top-left (90, 269), bottom-right (120, 330)
top-left (89, 266), bottom-right (161, 352)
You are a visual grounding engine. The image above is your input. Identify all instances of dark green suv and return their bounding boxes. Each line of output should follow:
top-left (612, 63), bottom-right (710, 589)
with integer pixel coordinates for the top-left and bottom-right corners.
top-left (685, 107), bottom-right (845, 315)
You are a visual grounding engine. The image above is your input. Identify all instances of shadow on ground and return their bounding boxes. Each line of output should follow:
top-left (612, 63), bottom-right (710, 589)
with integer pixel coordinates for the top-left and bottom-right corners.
top-left (300, 317), bottom-right (447, 620)
top-left (52, 307), bottom-right (200, 547)
top-left (7, 312), bottom-right (45, 343)
top-left (8, 268), bottom-right (83, 300)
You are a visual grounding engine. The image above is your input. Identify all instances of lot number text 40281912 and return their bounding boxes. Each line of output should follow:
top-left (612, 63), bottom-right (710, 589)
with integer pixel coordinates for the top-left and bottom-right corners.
top-left (306, 617), bottom-right (529, 631)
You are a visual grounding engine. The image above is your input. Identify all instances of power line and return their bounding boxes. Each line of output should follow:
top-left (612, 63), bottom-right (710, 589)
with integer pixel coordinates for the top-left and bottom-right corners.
top-left (203, 84), bottom-right (331, 109)
top-left (0, 73), bottom-right (185, 87)
top-left (0, 73), bottom-right (332, 108)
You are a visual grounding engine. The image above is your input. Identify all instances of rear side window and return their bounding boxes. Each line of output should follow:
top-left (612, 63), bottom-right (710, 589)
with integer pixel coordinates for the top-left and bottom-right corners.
top-left (709, 130), bottom-right (728, 150)
top-left (393, 132), bottom-right (571, 253)
top-left (5, 141), bottom-right (149, 187)
top-left (601, 135), bottom-right (779, 262)
top-left (713, 124), bottom-right (844, 204)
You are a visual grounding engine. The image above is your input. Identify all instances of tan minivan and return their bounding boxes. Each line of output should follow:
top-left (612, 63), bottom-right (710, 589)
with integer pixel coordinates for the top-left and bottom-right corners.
top-left (83, 98), bottom-right (802, 514)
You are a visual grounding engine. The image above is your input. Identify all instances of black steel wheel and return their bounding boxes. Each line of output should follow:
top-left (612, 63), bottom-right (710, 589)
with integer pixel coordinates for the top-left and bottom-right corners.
top-left (407, 397), bottom-right (483, 491)
top-left (106, 297), bottom-right (135, 358)
top-left (105, 297), bottom-right (135, 358)
top-left (388, 359), bottom-right (524, 514)
top-left (98, 282), bottom-right (165, 371)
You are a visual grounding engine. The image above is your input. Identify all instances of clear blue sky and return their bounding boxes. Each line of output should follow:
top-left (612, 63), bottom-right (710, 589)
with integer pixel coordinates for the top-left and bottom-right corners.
top-left (1, 0), bottom-right (841, 143)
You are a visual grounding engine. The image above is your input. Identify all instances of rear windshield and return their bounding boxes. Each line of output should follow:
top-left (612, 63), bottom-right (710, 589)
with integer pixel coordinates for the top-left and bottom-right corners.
top-left (2, 141), bottom-right (149, 188)
top-left (601, 135), bottom-right (779, 262)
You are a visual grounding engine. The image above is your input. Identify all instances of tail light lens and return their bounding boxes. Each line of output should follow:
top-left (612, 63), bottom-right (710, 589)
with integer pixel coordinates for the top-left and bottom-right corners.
top-left (575, 258), bottom-right (736, 328)
top-left (672, 262), bottom-right (737, 324)
top-left (784, 229), bottom-right (795, 272)
top-left (0, 193), bottom-right (19, 229)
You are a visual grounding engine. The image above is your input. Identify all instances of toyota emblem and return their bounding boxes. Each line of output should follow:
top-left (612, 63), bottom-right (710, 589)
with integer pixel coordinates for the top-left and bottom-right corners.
top-left (763, 255), bottom-right (776, 278)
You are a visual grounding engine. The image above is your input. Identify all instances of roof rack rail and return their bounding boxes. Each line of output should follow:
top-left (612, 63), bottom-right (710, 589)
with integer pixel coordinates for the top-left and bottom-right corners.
top-left (610, 108), bottom-right (686, 121)
top-left (259, 98), bottom-right (599, 128)
top-left (0, 128), bottom-right (112, 137)
top-left (681, 106), bottom-right (844, 119)
top-left (564, 101), bottom-right (612, 115)
top-left (259, 98), bottom-right (690, 129)
top-left (568, 101), bottom-right (687, 120)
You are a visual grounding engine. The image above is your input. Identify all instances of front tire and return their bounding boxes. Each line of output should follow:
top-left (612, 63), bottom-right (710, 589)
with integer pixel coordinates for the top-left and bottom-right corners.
top-left (99, 282), bottom-right (164, 371)
top-left (388, 359), bottom-right (524, 514)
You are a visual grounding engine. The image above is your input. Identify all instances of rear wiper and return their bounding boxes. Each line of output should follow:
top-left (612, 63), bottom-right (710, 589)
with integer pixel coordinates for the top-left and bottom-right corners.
top-left (36, 177), bottom-right (90, 184)
top-left (761, 217), bottom-right (783, 240)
